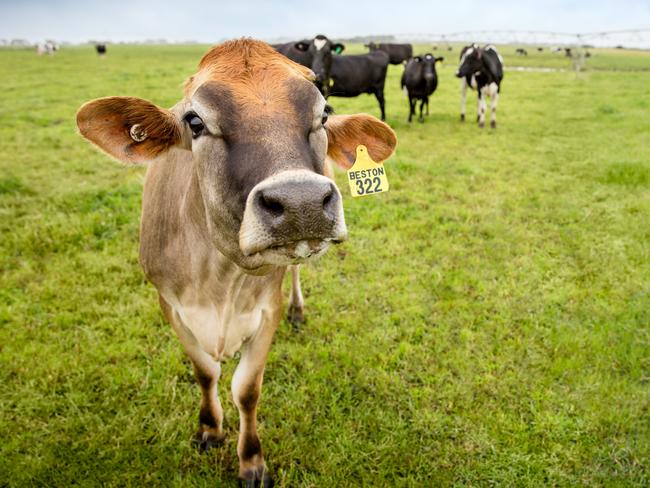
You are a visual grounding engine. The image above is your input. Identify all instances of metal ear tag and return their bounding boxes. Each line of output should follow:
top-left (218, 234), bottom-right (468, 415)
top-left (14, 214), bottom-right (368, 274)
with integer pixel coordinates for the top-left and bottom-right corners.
top-left (129, 124), bottom-right (148, 142)
top-left (347, 145), bottom-right (389, 197)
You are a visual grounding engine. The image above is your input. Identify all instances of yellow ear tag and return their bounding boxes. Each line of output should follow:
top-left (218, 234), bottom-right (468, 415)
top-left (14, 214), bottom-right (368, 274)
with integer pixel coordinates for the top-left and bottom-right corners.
top-left (347, 145), bottom-right (389, 197)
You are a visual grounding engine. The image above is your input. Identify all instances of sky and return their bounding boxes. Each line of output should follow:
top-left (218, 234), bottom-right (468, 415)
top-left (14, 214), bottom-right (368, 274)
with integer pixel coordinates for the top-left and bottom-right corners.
top-left (1, 0), bottom-right (649, 44)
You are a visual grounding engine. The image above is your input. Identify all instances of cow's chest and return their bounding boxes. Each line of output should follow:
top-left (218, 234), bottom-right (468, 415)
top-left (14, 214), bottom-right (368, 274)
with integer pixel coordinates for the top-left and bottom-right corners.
top-left (166, 286), bottom-right (277, 362)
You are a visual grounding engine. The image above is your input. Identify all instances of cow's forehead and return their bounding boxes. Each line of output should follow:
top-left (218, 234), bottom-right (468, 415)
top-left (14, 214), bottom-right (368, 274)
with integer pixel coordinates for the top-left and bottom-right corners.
top-left (184, 39), bottom-right (315, 98)
top-left (191, 79), bottom-right (321, 131)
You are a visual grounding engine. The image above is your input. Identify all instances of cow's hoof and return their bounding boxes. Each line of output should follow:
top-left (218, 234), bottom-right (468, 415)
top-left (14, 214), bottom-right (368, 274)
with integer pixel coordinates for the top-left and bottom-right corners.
top-left (287, 304), bottom-right (304, 328)
top-left (418, 117), bottom-right (424, 123)
top-left (490, 120), bottom-right (497, 129)
top-left (460, 114), bottom-right (465, 122)
top-left (239, 467), bottom-right (273, 488)
top-left (193, 430), bottom-right (225, 452)
top-left (478, 121), bottom-right (485, 128)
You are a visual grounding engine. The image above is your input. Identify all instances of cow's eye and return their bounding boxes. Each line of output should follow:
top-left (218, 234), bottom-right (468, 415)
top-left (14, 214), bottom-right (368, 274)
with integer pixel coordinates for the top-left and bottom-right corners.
top-left (322, 105), bottom-right (333, 125)
top-left (184, 112), bottom-right (205, 138)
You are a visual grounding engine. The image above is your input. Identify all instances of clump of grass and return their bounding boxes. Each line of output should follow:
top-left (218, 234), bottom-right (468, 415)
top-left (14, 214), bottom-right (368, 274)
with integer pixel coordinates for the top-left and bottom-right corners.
top-left (602, 162), bottom-right (649, 187)
top-left (0, 174), bottom-right (33, 195)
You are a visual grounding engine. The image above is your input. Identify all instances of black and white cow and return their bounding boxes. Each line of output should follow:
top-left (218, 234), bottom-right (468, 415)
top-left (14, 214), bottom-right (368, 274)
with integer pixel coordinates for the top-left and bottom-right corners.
top-left (365, 42), bottom-right (413, 65)
top-left (401, 53), bottom-right (444, 123)
top-left (273, 35), bottom-right (345, 95)
top-left (328, 50), bottom-right (390, 121)
top-left (36, 41), bottom-right (57, 56)
top-left (456, 44), bottom-right (504, 128)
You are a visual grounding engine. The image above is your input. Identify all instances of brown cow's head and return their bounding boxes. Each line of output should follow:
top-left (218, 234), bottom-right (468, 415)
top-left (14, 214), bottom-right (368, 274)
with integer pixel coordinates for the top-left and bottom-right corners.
top-left (76, 39), bottom-right (396, 273)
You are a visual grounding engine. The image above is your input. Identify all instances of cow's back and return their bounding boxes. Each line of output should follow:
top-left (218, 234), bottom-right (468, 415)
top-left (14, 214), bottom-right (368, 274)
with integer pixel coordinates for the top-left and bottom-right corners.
top-left (330, 51), bottom-right (389, 96)
top-left (484, 47), bottom-right (504, 84)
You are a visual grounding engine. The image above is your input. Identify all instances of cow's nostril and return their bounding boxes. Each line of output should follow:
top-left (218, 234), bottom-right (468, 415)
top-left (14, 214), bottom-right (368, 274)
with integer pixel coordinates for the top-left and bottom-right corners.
top-left (259, 193), bottom-right (284, 217)
top-left (323, 190), bottom-right (333, 208)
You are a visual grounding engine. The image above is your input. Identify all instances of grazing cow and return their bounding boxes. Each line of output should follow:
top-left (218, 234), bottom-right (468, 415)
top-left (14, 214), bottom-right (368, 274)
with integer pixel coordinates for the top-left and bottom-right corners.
top-left (328, 50), bottom-right (390, 120)
top-left (515, 48), bottom-right (528, 56)
top-left (456, 44), bottom-right (504, 128)
top-left (76, 39), bottom-right (396, 486)
top-left (95, 44), bottom-right (107, 56)
top-left (565, 47), bottom-right (573, 57)
top-left (401, 54), bottom-right (444, 123)
top-left (365, 42), bottom-right (413, 64)
top-left (36, 41), bottom-right (56, 56)
top-left (537, 47), bottom-right (544, 52)
top-left (273, 35), bottom-right (345, 95)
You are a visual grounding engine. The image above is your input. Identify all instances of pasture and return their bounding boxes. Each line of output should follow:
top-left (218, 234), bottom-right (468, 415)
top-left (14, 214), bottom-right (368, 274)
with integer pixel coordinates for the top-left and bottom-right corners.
top-left (1, 43), bottom-right (649, 486)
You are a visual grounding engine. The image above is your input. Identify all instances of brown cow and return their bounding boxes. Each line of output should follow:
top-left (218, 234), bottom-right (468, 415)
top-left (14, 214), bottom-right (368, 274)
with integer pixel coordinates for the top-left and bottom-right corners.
top-left (76, 39), bottom-right (396, 486)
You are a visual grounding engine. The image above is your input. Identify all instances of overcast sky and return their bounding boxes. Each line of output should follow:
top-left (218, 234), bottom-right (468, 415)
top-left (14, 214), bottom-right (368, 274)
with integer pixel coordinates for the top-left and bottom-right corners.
top-left (1, 0), bottom-right (649, 43)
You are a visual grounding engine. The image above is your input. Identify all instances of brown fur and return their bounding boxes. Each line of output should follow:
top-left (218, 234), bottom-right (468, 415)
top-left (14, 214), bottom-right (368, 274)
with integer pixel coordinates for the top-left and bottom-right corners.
top-left (326, 114), bottom-right (397, 168)
top-left (184, 39), bottom-right (315, 114)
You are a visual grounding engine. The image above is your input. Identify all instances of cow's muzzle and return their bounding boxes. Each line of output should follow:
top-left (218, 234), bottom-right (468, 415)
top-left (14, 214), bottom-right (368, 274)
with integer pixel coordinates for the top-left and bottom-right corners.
top-left (239, 170), bottom-right (347, 264)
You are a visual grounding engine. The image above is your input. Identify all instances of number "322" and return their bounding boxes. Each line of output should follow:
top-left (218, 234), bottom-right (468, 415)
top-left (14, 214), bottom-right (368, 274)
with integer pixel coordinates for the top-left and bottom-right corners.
top-left (355, 177), bottom-right (382, 195)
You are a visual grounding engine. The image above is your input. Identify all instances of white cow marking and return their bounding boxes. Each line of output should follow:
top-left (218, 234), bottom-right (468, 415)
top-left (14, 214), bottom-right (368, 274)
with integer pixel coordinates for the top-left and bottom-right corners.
top-left (313, 38), bottom-right (327, 51)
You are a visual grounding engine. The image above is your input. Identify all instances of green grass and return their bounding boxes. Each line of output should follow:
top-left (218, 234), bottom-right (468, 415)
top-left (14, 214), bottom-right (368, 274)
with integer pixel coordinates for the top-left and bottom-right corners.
top-left (1, 44), bottom-right (649, 487)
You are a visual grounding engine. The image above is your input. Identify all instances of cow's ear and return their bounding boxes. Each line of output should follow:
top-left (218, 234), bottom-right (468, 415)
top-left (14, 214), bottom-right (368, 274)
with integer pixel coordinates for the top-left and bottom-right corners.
top-left (436, 56), bottom-right (445, 63)
top-left (413, 56), bottom-right (422, 63)
top-left (325, 114), bottom-right (397, 169)
top-left (77, 97), bottom-right (183, 165)
top-left (294, 41), bottom-right (309, 52)
top-left (332, 43), bottom-right (345, 54)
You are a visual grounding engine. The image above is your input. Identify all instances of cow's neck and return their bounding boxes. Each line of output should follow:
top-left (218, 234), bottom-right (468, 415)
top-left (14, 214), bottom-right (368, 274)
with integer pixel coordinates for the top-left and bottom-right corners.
top-left (140, 149), bottom-right (285, 360)
top-left (140, 150), bottom-right (285, 344)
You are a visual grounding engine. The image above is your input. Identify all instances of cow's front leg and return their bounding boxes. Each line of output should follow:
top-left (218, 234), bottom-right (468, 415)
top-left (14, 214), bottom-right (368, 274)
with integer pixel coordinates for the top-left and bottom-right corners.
top-left (418, 99), bottom-right (425, 122)
top-left (459, 78), bottom-right (467, 121)
top-left (231, 312), bottom-right (278, 487)
top-left (159, 294), bottom-right (225, 450)
top-left (375, 89), bottom-right (386, 121)
top-left (193, 361), bottom-right (225, 450)
top-left (477, 92), bottom-right (486, 128)
top-left (287, 265), bottom-right (304, 327)
top-left (490, 90), bottom-right (499, 129)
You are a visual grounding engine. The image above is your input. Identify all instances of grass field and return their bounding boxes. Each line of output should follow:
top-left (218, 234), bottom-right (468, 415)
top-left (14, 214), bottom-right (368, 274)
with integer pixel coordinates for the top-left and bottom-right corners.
top-left (1, 43), bottom-right (649, 486)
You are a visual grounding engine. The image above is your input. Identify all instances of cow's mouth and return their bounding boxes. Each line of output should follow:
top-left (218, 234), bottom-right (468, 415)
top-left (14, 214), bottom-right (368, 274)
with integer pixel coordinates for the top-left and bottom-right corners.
top-left (245, 237), bottom-right (345, 266)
